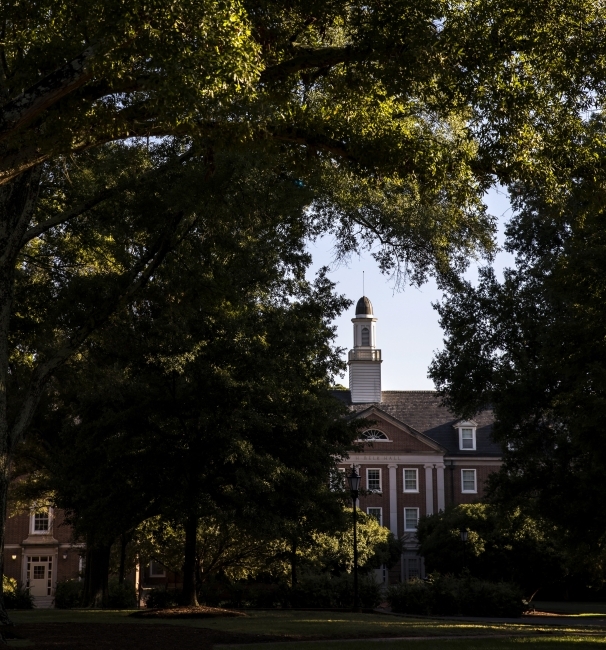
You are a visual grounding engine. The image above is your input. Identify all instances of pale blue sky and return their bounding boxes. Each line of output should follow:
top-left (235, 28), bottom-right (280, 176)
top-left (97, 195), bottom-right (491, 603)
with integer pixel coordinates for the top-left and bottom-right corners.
top-left (306, 188), bottom-right (515, 389)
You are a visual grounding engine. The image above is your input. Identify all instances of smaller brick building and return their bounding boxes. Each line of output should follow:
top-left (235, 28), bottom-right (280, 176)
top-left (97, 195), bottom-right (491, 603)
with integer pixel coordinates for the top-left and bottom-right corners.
top-left (4, 509), bottom-right (82, 607)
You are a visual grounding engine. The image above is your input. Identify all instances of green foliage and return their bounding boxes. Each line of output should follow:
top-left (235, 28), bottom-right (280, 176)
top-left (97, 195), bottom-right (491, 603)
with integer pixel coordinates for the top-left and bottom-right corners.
top-left (54, 580), bottom-right (84, 610)
top-left (107, 579), bottom-right (137, 609)
top-left (145, 588), bottom-right (180, 610)
top-left (288, 573), bottom-right (382, 609)
top-left (199, 573), bottom-right (382, 609)
top-left (429, 114), bottom-right (606, 577)
top-left (301, 509), bottom-right (400, 576)
top-left (387, 574), bottom-right (525, 618)
top-left (132, 508), bottom-right (397, 586)
top-left (2, 576), bottom-right (34, 610)
top-left (416, 504), bottom-right (568, 595)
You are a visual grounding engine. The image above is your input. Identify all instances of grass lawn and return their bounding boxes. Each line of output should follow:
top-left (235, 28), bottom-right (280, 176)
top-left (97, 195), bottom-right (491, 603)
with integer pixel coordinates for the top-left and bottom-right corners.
top-left (534, 603), bottom-right (606, 616)
top-left (7, 610), bottom-right (606, 641)
top-left (219, 638), bottom-right (606, 650)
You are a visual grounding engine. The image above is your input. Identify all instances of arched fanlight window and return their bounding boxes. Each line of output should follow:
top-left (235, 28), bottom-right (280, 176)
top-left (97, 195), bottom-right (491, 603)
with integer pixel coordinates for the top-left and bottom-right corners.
top-left (361, 429), bottom-right (388, 440)
top-left (361, 327), bottom-right (370, 346)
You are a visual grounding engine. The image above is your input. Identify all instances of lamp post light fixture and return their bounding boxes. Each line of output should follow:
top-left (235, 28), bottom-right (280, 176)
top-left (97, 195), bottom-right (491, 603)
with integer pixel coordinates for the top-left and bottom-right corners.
top-left (10, 555), bottom-right (16, 561)
top-left (347, 466), bottom-right (361, 612)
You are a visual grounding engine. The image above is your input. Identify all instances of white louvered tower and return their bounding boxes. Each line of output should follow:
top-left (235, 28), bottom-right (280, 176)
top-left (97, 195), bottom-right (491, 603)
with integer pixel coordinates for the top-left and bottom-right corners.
top-left (348, 296), bottom-right (382, 403)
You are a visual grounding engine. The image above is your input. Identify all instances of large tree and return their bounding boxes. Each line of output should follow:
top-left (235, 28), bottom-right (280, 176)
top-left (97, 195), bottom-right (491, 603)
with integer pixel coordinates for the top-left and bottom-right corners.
top-left (429, 113), bottom-right (606, 573)
top-left (16, 146), bottom-right (362, 606)
top-left (3, 0), bottom-right (606, 623)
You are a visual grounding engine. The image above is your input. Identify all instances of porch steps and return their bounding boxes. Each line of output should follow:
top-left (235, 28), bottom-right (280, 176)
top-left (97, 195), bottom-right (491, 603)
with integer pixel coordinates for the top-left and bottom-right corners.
top-left (33, 596), bottom-right (54, 609)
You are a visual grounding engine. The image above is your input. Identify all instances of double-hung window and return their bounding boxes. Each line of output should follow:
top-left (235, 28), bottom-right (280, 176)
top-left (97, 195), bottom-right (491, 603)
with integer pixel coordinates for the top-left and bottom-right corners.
top-left (367, 468), bottom-right (382, 493)
top-left (461, 428), bottom-right (475, 449)
top-left (366, 469), bottom-right (383, 492)
top-left (330, 468), bottom-right (346, 491)
top-left (456, 420), bottom-right (477, 450)
top-left (367, 507), bottom-right (382, 526)
top-left (403, 468), bottom-right (418, 492)
top-left (461, 469), bottom-right (477, 493)
top-left (30, 507), bottom-right (51, 535)
top-left (404, 508), bottom-right (419, 532)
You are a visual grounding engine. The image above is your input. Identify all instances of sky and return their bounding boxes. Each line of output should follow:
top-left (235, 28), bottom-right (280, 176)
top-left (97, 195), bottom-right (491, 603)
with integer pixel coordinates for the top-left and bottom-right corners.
top-left (306, 188), bottom-right (515, 390)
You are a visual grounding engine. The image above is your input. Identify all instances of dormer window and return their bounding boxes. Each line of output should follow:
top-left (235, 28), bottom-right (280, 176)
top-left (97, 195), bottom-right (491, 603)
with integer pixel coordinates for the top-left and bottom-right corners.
top-left (454, 420), bottom-right (477, 451)
top-left (361, 327), bottom-right (370, 346)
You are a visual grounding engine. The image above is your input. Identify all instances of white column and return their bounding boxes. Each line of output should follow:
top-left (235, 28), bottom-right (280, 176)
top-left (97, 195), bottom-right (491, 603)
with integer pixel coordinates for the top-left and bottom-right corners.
top-left (424, 464), bottom-right (434, 516)
top-left (388, 464), bottom-right (398, 536)
top-left (436, 463), bottom-right (445, 511)
top-left (135, 555), bottom-right (141, 606)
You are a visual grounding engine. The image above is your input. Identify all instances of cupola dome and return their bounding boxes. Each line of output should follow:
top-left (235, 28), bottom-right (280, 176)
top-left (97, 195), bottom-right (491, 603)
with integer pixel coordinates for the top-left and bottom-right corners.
top-left (355, 296), bottom-right (373, 316)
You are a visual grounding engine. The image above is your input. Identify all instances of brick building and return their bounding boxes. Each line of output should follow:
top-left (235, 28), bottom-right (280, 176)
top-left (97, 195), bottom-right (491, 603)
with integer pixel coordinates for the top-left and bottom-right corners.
top-left (3, 509), bottom-right (82, 608)
top-left (334, 296), bottom-right (500, 584)
top-left (3, 294), bottom-right (500, 605)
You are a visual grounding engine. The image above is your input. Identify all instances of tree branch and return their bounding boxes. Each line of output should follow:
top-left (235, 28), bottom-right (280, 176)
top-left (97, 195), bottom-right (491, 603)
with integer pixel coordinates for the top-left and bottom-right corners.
top-left (266, 125), bottom-right (355, 161)
top-left (260, 45), bottom-right (362, 83)
top-left (0, 43), bottom-right (99, 144)
top-left (9, 209), bottom-right (189, 447)
top-left (20, 147), bottom-right (195, 247)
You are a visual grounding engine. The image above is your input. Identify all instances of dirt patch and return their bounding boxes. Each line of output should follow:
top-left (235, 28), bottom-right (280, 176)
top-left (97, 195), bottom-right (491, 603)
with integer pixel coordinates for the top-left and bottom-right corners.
top-left (11, 623), bottom-right (284, 650)
top-left (131, 606), bottom-right (246, 619)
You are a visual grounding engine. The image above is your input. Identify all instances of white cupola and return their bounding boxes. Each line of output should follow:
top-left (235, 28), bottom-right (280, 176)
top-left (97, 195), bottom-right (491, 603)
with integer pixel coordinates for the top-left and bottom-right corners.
top-left (348, 296), bottom-right (382, 403)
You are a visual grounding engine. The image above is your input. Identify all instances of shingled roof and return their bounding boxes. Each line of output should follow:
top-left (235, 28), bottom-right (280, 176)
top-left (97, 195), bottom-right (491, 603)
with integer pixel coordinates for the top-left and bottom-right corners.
top-left (330, 390), bottom-right (499, 456)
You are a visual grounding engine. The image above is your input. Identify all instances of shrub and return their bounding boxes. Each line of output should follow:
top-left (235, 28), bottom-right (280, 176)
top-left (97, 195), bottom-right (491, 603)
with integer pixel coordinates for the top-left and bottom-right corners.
top-left (287, 573), bottom-right (382, 609)
top-left (385, 578), bottom-right (432, 615)
top-left (108, 578), bottom-right (137, 609)
top-left (54, 579), bottom-right (83, 609)
top-left (145, 587), bottom-right (179, 609)
top-left (3, 576), bottom-right (34, 610)
top-left (387, 573), bottom-right (525, 618)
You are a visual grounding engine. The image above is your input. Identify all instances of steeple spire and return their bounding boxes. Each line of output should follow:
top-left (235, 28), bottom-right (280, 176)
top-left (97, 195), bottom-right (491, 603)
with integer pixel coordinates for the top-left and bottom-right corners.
top-left (348, 296), bottom-right (382, 403)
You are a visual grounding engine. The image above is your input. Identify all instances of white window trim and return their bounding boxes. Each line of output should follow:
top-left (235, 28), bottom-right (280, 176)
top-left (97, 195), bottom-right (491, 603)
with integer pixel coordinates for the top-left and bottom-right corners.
top-left (367, 507), bottom-right (383, 527)
top-left (461, 469), bottom-right (478, 494)
top-left (456, 421), bottom-right (477, 451)
top-left (404, 507), bottom-right (420, 532)
top-left (356, 429), bottom-right (391, 442)
top-left (29, 507), bottom-right (53, 535)
top-left (366, 468), bottom-right (382, 493)
top-left (149, 560), bottom-right (166, 577)
top-left (402, 468), bottom-right (419, 493)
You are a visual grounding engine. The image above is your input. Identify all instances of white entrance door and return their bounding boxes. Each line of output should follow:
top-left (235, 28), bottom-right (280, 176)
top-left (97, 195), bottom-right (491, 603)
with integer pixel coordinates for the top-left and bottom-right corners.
top-left (27, 556), bottom-right (52, 597)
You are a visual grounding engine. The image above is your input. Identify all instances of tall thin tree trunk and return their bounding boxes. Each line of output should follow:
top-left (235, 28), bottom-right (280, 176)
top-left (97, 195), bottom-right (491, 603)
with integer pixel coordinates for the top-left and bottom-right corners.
top-left (181, 511), bottom-right (199, 607)
top-left (291, 539), bottom-right (297, 588)
top-left (81, 543), bottom-right (112, 608)
top-left (0, 470), bottom-right (11, 628)
top-left (0, 170), bottom-right (41, 628)
top-left (118, 534), bottom-right (128, 585)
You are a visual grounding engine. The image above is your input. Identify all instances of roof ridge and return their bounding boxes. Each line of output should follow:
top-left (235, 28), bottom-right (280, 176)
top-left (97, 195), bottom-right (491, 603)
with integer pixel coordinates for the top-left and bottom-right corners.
top-left (381, 390), bottom-right (438, 394)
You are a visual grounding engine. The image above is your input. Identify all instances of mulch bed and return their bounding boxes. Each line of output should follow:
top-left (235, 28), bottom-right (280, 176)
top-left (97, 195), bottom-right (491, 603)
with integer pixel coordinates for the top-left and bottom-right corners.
top-left (10, 623), bottom-right (285, 649)
top-left (131, 606), bottom-right (247, 619)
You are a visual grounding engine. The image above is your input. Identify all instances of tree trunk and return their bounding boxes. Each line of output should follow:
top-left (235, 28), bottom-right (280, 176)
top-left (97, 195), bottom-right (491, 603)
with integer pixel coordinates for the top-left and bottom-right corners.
top-left (118, 534), bottom-right (128, 585)
top-left (181, 510), bottom-right (199, 606)
top-left (0, 469), bottom-right (12, 628)
top-left (291, 540), bottom-right (297, 588)
top-left (81, 543), bottom-right (112, 608)
top-left (0, 170), bottom-right (41, 628)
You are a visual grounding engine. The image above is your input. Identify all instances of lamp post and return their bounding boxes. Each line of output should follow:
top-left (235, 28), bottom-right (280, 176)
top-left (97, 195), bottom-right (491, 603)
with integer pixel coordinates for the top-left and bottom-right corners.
top-left (347, 466), bottom-right (361, 612)
top-left (459, 527), bottom-right (468, 572)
